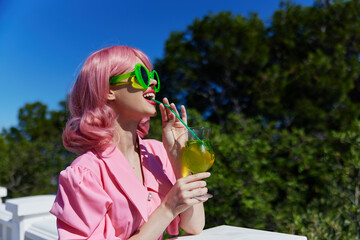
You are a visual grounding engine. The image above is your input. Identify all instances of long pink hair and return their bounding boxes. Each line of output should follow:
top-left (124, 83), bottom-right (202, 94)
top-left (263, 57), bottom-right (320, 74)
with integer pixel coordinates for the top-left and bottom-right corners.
top-left (63, 46), bottom-right (152, 155)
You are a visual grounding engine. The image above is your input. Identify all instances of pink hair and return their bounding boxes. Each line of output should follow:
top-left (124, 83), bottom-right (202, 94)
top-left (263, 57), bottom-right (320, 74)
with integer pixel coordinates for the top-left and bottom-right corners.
top-left (63, 46), bottom-right (152, 155)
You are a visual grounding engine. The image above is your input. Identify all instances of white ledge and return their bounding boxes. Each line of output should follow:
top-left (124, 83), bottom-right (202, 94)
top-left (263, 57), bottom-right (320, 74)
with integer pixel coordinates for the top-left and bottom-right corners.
top-left (5, 195), bottom-right (55, 216)
top-left (0, 206), bottom-right (12, 221)
top-left (170, 225), bottom-right (307, 240)
top-left (0, 186), bottom-right (7, 198)
top-left (25, 216), bottom-right (58, 240)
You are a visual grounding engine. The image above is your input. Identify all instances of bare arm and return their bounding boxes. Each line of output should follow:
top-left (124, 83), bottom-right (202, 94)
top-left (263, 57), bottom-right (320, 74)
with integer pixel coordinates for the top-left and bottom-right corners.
top-left (159, 98), bottom-right (209, 235)
top-left (179, 194), bottom-right (206, 234)
top-left (129, 172), bottom-right (210, 240)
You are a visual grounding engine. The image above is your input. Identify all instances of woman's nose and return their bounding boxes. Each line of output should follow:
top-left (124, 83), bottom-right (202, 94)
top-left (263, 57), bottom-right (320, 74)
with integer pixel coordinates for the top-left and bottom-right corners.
top-left (149, 78), bottom-right (157, 88)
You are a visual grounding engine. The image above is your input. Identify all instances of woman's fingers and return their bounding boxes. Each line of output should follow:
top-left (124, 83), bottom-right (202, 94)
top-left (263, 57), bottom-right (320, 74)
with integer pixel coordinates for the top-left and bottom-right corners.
top-left (169, 102), bottom-right (187, 126)
top-left (165, 172), bottom-right (211, 216)
top-left (189, 187), bottom-right (209, 198)
top-left (159, 103), bottom-right (168, 122)
top-left (181, 105), bottom-right (187, 125)
top-left (179, 172), bottom-right (211, 184)
top-left (160, 98), bottom-right (174, 123)
top-left (178, 180), bottom-right (207, 192)
top-left (161, 98), bottom-right (175, 122)
top-left (170, 102), bottom-right (180, 116)
top-left (174, 172), bottom-right (211, 199)
top-left (161, 98), bottom-right (187, 125)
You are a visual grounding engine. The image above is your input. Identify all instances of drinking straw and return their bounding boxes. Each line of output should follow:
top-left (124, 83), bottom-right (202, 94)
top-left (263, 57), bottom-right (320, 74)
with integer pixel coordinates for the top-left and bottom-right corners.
top-left (150, 99), bottom-right (203, 143)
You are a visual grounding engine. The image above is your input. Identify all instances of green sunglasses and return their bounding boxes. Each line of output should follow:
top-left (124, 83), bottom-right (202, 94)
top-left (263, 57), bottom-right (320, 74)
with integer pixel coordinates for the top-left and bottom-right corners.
top-left (109, 63), bottom-right (160, 92)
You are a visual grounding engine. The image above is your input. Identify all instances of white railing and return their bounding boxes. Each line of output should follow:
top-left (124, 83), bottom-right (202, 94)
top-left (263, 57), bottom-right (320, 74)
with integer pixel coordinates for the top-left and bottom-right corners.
top-left (0, 186), bottom-right (307, 240)
top-left (0, 187), bottom-right (57, 240)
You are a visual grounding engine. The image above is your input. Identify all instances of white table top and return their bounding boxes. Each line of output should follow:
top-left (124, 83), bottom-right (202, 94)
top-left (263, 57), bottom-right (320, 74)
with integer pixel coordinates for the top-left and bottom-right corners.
top-left (168, 225), bottom-right (307, 240)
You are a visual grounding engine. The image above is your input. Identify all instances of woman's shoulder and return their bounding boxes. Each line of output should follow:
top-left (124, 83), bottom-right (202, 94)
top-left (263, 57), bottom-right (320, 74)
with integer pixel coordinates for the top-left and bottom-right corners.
top-left (69, 151), bottom-right (102, 170)
top-left (63, 150), bottom-right (105, 181)
top-left (71, 150), bottom-right (100, 165)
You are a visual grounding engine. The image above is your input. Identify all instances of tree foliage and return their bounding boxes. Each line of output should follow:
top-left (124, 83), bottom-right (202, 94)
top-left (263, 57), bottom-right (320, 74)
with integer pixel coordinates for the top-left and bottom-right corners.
top-left (156, 0), bottom-right (360, 132)
top-left (0, 102), bottom-right (74, 197)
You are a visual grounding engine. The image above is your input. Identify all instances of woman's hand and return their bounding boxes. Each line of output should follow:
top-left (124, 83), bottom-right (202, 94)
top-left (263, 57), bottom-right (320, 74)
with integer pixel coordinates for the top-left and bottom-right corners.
top-left (162, 172), bottom-right (211, 219)
top-left (128, 173), bottom-right (210, 240)
top-left (159, 98), bottom-right (188, 177)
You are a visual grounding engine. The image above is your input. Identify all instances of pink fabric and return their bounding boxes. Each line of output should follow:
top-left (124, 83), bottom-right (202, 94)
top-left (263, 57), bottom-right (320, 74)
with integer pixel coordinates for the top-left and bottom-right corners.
top-left (137, 117), bottom-right (150, 138)
top-left (50, 137), bottom-right (180, 239)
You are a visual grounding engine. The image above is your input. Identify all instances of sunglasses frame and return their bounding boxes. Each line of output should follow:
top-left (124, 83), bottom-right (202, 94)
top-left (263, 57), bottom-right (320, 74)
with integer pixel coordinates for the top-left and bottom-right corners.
top-left (109, 63), bottom-right (160, 92)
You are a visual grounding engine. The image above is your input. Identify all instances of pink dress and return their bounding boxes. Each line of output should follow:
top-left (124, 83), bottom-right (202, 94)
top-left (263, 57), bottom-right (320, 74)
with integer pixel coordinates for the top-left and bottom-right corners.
top-left (50, 136), bottom-right (180, 239)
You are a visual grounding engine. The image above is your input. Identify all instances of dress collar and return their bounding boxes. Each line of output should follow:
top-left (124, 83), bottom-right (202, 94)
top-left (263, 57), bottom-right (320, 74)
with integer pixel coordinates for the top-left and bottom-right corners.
top-left (96, 136), bottom-right (172, 221)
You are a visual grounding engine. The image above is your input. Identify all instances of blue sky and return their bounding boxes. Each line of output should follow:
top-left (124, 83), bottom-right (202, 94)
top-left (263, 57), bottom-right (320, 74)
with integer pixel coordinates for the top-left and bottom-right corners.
top-left (0, 0), bottom-right (314, 130)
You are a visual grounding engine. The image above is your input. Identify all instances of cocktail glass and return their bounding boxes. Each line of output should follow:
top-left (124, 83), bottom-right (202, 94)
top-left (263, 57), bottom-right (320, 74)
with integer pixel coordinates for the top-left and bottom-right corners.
top-left (182, 127), bottom-right (215, 198)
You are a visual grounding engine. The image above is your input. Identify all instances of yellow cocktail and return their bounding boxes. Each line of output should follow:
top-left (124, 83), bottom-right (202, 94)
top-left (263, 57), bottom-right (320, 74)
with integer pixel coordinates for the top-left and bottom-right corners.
top-left (182, 139), bottom-right (215, 173)
top-left (181, 127), bottom-right (215, 175)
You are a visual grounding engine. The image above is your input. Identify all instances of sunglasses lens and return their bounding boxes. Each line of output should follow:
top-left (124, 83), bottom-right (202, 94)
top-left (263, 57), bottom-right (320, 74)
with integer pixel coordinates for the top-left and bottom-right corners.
top-left (153, 71), bottom-right (160, 92)
top-left (153, 71), bottom-right (159, 81)
top-left (140, 66), bottom-right (149, 86)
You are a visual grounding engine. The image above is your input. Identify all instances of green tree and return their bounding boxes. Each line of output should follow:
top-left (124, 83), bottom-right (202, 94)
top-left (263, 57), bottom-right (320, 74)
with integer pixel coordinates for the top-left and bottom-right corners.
top-left (0, 101), bottom-right (74, 197)
top-left (155, 11), bottom-right (269, 125)
top-left (265, 0), bottom-right (360, 131)
top-left (155, 0), bottom-right (360, 132)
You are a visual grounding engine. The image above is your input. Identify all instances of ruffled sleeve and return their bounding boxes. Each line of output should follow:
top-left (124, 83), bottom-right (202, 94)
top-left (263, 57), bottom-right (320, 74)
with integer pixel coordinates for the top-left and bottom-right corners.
top-left (50, 165), bottom-right (115, 239)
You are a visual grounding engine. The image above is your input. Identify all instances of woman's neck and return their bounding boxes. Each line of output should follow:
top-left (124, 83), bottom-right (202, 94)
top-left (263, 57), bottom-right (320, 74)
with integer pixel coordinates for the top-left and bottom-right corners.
top-left (113, 118), bottom-right (139, 156)
top-left (113, 118), bottom-right (144, 184)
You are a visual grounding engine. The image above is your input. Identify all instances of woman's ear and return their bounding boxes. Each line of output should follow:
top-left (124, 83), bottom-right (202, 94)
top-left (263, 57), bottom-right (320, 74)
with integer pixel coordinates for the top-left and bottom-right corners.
top-left (107, 89), bottom-right (116, 101)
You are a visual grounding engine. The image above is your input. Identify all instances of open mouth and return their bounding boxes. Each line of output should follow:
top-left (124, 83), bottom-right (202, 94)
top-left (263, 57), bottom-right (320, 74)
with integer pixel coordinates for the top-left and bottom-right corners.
top-left (143, 92), bottom-right (155, 100)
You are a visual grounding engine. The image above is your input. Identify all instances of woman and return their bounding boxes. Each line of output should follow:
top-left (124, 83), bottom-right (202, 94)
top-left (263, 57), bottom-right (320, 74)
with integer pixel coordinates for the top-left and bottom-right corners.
top-left (50, 46), bottom-right (210, 239)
